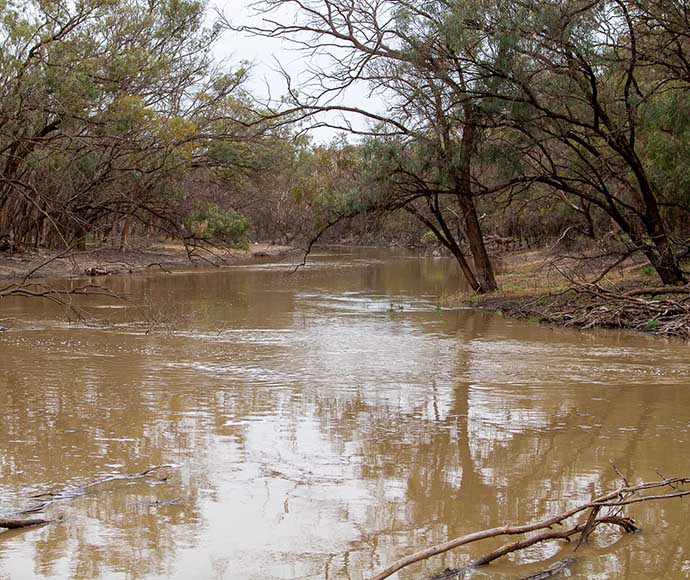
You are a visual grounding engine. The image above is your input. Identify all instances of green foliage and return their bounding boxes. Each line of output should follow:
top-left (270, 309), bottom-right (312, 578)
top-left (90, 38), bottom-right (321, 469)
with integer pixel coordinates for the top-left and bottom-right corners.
top-left (288, 141), bottom-right (370, 214)
top-left (421, 230), bottom-right (442, 245)
top-left (99, 96), bottom-right (156, 135)
top-left (0, 0), bottom-right (261, 250)
top-left (186, 204), bottom-right (250, 247)
top-left (640, 85), bottom-right (690, 208)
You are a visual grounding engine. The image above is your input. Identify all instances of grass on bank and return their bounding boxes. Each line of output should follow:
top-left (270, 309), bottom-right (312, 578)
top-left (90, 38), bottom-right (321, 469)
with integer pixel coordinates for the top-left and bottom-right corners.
top-left (440, 250), bottom-right (571, 307)
top-left (442, 248), bottom-right (683, 307)
top-left (440, 249), bottom-right (690, 339)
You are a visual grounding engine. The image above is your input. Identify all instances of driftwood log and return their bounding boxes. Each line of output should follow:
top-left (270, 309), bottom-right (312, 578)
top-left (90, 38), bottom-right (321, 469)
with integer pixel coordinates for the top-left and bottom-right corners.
top-left (0, 518), bottom-right (51, 530)
top-left (368, 474), bottom-right (690, 580)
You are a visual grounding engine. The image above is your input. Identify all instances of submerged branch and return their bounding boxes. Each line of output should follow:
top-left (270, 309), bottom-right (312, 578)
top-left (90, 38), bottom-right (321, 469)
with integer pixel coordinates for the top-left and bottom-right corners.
top-left (368, 475), bottom-right (689, 580)
top-left (2, 465), bottom-right (178, 532)
top-left (513, 558), bottom-right (577, 580)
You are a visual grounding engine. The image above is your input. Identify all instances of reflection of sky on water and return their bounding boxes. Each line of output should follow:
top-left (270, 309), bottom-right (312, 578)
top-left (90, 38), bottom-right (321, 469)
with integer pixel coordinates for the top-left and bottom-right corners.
top-left (1, 248), bottom-right (689, 579)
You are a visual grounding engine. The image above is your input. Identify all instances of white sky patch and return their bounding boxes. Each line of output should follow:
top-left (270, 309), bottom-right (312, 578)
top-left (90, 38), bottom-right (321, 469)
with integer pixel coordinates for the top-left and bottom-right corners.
top-left (212, 0), bottom-right (386, 143)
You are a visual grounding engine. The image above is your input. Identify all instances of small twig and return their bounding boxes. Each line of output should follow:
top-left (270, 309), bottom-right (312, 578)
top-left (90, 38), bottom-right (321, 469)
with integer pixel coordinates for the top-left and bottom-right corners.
top-left (610, 461), bottom-right (630, 486)
top-left (656, 469), bottom-right (679, 490)
top-left (575, 505), bottom-right (601, 550)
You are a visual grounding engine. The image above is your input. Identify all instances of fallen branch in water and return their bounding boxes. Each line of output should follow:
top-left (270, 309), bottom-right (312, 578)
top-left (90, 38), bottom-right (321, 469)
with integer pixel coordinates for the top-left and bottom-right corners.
top-left (432, 557), bottom-right (577, 580)
top-left (11, 465), bottom-right (177, 518)
top-left (369, 474), bottom-right (690, 580)
top-left (513, 557), bottom-right (576, 580)
top-left (502, 281), bottom-right (690, 339)
top-left (0, 280), bottom-right (125, 321)
top-left (0, 465), bottom-right (178, 537)
top-left (0, 517), bottom-right (52, 530)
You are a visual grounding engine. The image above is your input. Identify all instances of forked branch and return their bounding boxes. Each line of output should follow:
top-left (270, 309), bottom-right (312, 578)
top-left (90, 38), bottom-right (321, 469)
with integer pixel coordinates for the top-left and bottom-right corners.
top-left (368, 475), bottom-right (690, 580)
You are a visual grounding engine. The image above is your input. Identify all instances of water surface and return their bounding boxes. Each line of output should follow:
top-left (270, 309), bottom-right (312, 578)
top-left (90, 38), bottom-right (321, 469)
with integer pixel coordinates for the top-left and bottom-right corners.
top-left (1, 248), bottom-right (689, 579)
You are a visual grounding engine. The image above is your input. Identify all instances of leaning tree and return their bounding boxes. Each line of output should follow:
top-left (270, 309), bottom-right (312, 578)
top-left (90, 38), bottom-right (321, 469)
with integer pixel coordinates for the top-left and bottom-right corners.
top-left (459, 0), bottom-right (690, 285)
top-left (230, 0), bottom-right (508, 292)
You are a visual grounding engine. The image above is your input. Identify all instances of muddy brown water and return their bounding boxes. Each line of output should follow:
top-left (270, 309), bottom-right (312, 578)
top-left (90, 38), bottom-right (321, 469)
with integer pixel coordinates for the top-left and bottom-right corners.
top-left (1, 247), bottom-right (689, 580)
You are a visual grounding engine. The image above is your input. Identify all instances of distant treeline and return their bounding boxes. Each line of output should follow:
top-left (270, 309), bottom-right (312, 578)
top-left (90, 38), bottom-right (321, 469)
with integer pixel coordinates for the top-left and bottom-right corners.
top-left (2, 0), bottom-right (690, 291)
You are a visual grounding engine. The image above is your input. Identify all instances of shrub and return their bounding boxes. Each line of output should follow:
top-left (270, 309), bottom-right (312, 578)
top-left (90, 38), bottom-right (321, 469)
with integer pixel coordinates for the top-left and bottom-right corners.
top-left (186, 204), bottom-right (250, 248)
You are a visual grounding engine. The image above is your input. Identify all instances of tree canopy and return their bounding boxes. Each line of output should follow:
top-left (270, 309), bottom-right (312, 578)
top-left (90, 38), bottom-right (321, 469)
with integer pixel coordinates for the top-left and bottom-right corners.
top-left (2, 0), bottom-right (690, 291)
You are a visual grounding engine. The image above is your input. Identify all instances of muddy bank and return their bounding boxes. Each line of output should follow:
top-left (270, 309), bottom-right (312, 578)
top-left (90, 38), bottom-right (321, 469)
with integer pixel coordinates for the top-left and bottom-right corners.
top-left (472, 251), bottom-right (690, 339)
top-left (0, 242), bottom-right (297, 281)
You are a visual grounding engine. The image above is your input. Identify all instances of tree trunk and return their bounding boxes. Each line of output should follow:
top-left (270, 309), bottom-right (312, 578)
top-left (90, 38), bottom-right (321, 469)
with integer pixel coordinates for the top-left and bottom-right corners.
top-left (119, 216), bottom-right (133, 251)
top-left (641, 243), bottom-right (686, 286)
top-left (458, 193), bottom-right (498, 292)
top-left (404, 204), bottom-right (482, 292)
top-left (616, 145), bottom-right (685, 285)
top-left (456, 108), bottom-right (498, 293)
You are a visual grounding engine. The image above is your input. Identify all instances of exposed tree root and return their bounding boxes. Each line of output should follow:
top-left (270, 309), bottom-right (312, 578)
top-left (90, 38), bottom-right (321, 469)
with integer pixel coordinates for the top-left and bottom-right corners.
top-left (369, 474), bottom-right (690, 580)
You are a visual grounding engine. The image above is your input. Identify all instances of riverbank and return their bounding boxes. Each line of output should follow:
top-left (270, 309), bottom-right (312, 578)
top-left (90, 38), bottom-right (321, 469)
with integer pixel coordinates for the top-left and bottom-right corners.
top-left (4, 243), bottom-right (689, 339)
top-left (464, 249), bottom-right (690, 340)
top-left (0, 242), bottom-right (297, 281)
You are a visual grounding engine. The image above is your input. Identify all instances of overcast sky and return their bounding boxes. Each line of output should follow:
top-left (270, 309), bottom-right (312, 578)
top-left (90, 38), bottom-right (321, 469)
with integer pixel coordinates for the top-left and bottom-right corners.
top-left (212, 0), bottom-right (382, 143)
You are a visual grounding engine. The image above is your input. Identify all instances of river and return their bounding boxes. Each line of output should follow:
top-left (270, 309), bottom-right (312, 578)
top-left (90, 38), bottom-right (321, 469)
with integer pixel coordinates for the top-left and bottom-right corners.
top-left (1, 247), bottom-right (689, 579)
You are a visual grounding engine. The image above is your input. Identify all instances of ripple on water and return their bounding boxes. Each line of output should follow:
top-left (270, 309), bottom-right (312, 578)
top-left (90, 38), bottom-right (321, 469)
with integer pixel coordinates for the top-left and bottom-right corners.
top-left (1, 249), bottom-right (690, 580)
